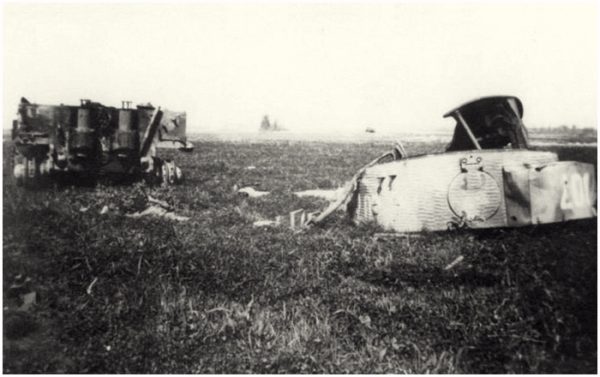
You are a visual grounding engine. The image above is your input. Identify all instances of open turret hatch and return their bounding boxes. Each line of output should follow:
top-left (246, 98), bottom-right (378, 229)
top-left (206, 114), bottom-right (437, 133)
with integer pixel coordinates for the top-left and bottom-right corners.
top-left (444, 96), bottom-right (530, 151)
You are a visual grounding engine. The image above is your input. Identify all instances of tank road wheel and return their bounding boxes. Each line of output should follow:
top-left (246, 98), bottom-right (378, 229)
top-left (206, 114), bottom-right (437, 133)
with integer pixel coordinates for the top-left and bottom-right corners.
top-left (12, 146), bottom-right (53, 188)
top-left (160, 160), bottom-right (183, 186)
top-left (12, 149), bottom-right (25, 186)
top-left (13, 156), bottom-right (42, 187)
top-left (141, 156), bottom-right (183, 185)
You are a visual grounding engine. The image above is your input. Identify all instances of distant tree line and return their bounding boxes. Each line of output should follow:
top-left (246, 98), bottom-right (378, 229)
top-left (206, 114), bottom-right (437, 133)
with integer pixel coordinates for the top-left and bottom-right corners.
top-left (260, 115), bottom-right (285, 132)
top-left (529, 125), bottom-right (596, 135)
top-left (528, 125), bottom-right (596, 143)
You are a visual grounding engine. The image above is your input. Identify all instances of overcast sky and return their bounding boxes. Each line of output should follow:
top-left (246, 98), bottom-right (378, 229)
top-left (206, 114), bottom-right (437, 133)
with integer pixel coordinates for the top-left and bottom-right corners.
top-left (2, 2), bottom-right (598, 133)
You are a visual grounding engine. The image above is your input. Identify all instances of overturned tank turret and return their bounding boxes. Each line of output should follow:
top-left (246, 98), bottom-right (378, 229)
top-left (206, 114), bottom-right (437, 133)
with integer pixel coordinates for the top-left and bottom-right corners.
top-left (11, 97), bottom-right (190, 187)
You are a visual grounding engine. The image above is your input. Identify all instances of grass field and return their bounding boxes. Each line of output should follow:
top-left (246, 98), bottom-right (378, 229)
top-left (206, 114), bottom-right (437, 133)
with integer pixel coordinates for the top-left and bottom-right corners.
top-left (2, 139), bottom-right (597, 373)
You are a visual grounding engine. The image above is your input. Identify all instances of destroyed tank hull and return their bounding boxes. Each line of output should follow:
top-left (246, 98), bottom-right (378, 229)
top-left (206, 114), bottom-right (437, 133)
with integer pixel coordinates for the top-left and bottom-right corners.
top-left (340, 96), bottom-right (597, 232)
top-left (350, 149), bottom-right (596, 232)
top-left (11, 98), bottom-right (187, 187)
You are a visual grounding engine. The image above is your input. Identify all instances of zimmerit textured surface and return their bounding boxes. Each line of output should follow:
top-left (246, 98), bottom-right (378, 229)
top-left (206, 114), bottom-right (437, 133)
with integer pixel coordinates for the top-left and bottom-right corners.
top-left (353, 149), bottom-right (558, 232)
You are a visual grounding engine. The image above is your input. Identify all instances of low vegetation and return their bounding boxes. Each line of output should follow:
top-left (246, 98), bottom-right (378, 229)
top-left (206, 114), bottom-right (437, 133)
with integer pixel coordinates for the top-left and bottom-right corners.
top-left (3, 140), bottom-right (596, 373)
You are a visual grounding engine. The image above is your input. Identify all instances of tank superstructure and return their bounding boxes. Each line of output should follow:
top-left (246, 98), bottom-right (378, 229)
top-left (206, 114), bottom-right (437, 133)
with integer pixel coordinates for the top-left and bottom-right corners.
top-left (11, 97), bottom-right (186, 187)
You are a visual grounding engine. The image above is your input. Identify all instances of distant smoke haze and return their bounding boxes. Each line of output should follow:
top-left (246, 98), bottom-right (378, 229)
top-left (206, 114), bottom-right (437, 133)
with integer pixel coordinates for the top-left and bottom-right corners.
top-left (3, 3), bottom-right (597, 133)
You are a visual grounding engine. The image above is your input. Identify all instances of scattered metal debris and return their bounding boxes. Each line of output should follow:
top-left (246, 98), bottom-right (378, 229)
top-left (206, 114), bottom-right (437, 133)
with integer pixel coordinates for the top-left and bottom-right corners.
top-left (126, 195), bottom-right (189, 221)
top-left (253, 219), bottom-right (279, 227)
top-left (252, 209), bottom-right (319, 229)
top-left (237, 187), bottom-right (270, 198)
top-left (18, 292), bottom-right (37, 312)
top-left (294, 188), bottom-right (345, 201)
top-left (126, 206), bottom-right (190, 222)
top-left (86, 277), bottom-right (98, 295)
top-left (147, 196), bottom-right (170, 208)
top-left (444, 256), bottom-right (464, 270)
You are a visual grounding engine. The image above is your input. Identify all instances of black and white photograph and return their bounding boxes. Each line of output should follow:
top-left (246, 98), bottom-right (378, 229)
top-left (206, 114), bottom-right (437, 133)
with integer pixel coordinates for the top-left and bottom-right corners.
top-left (2, 0), bottom-right (597, 373)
